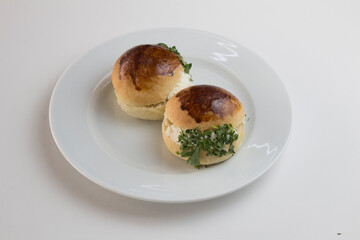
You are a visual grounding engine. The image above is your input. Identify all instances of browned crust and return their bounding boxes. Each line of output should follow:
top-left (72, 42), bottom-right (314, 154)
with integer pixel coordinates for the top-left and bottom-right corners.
top-left (112, 44), bottom-right (185, 107)
top-left (119, 44), bottom-right (181, 91)
top-left (166, 85), bottom-right (245, 131)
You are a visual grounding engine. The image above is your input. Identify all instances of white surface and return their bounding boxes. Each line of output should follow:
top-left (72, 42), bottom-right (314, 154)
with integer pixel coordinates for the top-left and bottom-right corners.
top-left (49, 29), bottom-right (291, 202)
top-left (1, 0), bottom-right (359, 238)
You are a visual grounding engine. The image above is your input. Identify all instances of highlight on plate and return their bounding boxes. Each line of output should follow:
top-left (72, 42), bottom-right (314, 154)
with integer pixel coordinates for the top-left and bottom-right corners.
top-left (112, 43), bottom-right (193, 120)
top-left (162, 85), bottom-right (245, 168)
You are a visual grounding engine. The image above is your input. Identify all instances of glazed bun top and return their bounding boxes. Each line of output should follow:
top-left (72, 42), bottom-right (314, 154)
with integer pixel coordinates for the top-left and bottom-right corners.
top-left (165, 85), bottom-right (245, 131)
top-left (112, 44), bottom-right (184, 107)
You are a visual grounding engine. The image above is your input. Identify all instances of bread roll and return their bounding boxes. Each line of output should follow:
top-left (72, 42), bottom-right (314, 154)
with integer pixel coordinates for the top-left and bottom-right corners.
top-left (112, 44), bottom-right (192, 120)
top-left (162, 85), bottom-right (245, 165)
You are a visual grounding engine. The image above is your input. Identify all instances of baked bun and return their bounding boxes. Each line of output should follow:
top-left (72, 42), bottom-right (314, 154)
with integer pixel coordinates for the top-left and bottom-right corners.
top-left (112, 44), bottom-right (192, 120)
top-left (162, 85), bottom-right (245, 165)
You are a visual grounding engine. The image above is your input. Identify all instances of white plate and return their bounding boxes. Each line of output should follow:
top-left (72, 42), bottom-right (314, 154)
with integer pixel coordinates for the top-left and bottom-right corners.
top-left (49, 29), bottom-right (292, 203)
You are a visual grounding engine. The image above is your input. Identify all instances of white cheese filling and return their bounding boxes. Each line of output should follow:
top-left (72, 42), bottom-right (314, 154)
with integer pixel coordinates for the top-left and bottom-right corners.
top-left (164, 115), bottom-right (182, 144)
top-left (168, 72), bottom-right (192, 98)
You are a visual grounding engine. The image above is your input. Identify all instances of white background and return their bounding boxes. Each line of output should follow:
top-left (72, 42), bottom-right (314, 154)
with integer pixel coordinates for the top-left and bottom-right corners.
top-left (1, 0), bottom-right (359, 239)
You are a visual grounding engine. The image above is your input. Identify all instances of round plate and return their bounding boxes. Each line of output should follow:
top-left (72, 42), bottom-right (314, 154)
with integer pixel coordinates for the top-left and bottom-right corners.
top-left (49, 28), bottom-right (292, 203)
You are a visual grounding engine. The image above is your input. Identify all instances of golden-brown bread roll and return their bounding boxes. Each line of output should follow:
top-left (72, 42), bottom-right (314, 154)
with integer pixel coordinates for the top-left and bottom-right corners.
top-left (162, 85), bottom-right (245, 166)
top-left (112, 44), bottom-right (192, 120)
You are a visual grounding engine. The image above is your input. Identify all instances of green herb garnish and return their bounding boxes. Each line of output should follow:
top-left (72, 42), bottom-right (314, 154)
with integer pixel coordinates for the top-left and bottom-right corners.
top-left (157, 43), bottom-right (193, 81)
top-left (177, 124), bottom-right (239, 166)
top-left (187, 146), bottom-right (201, 165)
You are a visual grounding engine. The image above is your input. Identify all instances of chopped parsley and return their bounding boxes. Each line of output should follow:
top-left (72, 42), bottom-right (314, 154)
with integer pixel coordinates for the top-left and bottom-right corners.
top-left (157, 43), bottom-right (193, 81)
top-left (177, 124), bottom-right (239, 166)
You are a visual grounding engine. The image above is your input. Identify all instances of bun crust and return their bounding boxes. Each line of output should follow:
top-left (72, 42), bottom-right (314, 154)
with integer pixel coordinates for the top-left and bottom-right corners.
top-left (112, 44), bottom-right (183, 107)
top-left (165, 85), bottom-right (245, 131)
top-left (118, 101), bottom-right (166, 120)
